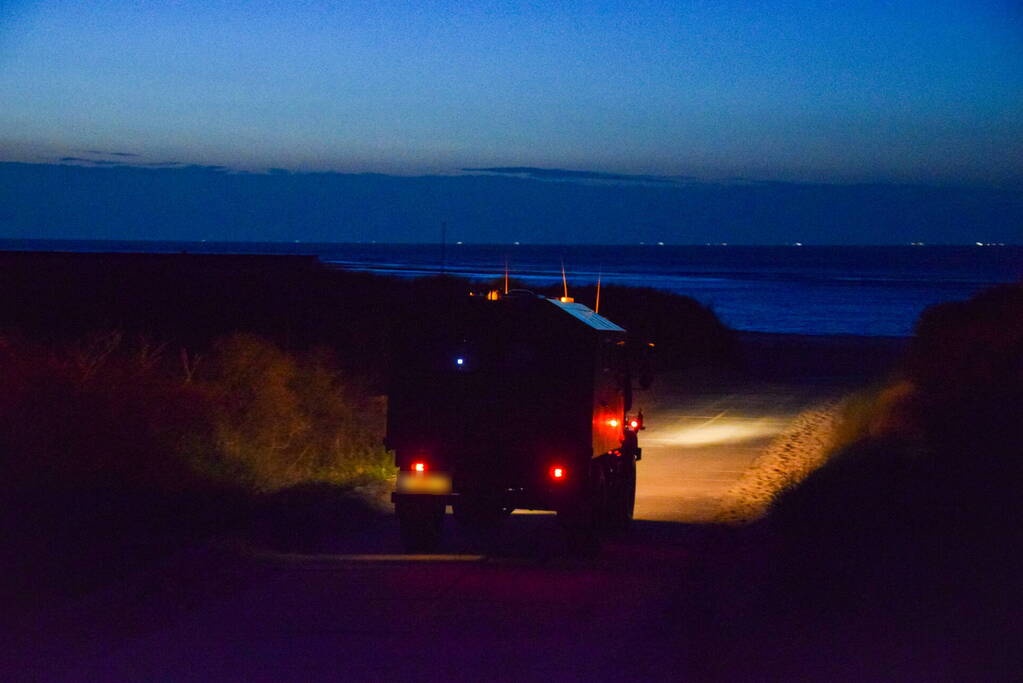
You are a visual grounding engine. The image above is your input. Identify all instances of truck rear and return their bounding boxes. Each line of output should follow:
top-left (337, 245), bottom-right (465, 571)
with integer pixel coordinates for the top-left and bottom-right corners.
top-left (386, 290), bottom-right (644, 553)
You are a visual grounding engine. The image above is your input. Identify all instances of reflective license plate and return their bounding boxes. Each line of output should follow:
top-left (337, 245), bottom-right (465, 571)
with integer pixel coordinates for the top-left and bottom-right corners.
top-left (396, 471), bottom-right (452, 494)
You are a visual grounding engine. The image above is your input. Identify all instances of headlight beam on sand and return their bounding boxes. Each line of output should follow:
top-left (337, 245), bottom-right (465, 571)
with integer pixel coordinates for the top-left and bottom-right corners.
top-left (646, 420), bottom-right (783, 447)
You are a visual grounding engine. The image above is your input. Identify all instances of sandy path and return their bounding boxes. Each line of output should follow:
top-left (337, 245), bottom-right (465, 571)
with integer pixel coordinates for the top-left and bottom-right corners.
top-left (635, 374), bottom-right (847, 524)
top-left (712, 401), bottom-right (842, 523)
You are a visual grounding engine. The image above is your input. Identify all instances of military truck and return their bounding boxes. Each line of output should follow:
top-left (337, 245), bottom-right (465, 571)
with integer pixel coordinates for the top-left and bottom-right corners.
top-left (386, 290), bottom-right (647, 554)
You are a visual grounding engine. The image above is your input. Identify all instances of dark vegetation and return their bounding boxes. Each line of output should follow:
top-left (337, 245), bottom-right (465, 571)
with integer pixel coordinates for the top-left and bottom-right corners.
top-left (700, 283), bottom-right (1023, 680)
top-left (477, 279), bottom-right (738, 372)
top-left (0, 251), bottom-right (736, 608)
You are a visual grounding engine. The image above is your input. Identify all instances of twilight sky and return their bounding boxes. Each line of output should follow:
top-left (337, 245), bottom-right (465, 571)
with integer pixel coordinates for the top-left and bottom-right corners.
top-left (2, 0), bottom-right (1022, 184)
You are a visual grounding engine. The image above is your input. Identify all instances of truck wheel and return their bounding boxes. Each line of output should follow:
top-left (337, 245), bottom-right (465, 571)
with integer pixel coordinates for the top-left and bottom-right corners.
top-left (559, 460), bottom-right (607, 558)
top-left (396, 498), bottom-right (445, 553)
top-left (608, 455), bottom-right (637, 534)
top-left (453, 498), bottom-right (508, 549)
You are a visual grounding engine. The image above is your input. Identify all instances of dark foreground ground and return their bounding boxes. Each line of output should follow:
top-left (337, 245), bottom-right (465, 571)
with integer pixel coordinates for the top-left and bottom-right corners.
top-left (2, 334), bottom-right (938, 682)
top-left (6, 518), bottom-right (701, 681)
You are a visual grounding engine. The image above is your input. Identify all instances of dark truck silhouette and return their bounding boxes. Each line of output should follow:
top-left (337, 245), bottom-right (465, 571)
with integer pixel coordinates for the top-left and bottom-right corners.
top-left (386, 289), bottom-right (648, 554)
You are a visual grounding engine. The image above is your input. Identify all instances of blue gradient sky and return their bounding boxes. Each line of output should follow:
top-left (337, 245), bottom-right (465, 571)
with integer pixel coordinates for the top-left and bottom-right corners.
top-left (1, 1), bottom-right (1021, 183)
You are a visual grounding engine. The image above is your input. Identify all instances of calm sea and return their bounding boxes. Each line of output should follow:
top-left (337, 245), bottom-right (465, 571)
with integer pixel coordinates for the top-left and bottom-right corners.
top-left (2, 240), bottom-right (1020, 337)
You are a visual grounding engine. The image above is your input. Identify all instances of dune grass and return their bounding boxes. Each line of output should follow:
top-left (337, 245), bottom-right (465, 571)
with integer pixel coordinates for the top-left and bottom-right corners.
top-left (1, 332), bottom-right (390, 496)
top-left (702, 282), bottom-right (1023, 678)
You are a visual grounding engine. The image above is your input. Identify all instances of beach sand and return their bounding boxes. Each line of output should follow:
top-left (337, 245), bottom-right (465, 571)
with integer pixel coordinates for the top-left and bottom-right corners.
top-left (635, 332), bottom-right (906, 525)
top-left (713, 400), bottom-right (842, 523)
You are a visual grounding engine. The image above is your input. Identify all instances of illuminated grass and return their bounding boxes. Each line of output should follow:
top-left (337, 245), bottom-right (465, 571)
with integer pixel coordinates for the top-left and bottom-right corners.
top-left (0, 332), bottom-right (391, 495)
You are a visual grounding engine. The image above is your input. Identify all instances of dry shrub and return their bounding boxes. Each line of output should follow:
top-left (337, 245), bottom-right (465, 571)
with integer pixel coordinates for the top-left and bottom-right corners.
top-left (0, 332), bottom-right (389, 496)
top-left (199, 334), bottom-right (390, 491)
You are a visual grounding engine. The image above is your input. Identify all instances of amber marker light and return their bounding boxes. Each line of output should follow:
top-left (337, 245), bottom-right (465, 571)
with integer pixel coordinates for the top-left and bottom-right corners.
top-left (608, 418), bottom-right (619, 428)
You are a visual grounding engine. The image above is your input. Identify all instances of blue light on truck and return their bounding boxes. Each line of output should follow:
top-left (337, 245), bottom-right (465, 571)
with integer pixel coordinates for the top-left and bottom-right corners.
top-left (456, 357), bottom-right (464, 366)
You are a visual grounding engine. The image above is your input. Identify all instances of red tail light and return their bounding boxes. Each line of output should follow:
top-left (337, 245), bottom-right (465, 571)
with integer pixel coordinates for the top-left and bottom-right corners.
top-left (412, 461), bottom-right (427, 473)
top-left (626, 413), bottom-right (644, 431)
top-left (550, 466), bottom-right (566, 480)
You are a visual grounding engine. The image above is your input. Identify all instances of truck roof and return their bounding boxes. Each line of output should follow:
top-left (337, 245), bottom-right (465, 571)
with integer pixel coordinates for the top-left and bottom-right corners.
top-left (545, 297), bottom-right (626, 333)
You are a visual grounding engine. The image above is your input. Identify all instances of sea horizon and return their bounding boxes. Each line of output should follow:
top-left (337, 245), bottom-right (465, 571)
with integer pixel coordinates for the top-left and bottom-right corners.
top-left (3, 239), bottom-right (1020, 338)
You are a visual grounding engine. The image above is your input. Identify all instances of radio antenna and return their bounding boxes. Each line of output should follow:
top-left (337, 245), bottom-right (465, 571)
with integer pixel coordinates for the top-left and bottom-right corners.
top-left (504, 257), bottom-right (509, 294)
top-left (595, 269), bottom-right (602, 314)
top-left (561, 259), bottom-right (569, 299)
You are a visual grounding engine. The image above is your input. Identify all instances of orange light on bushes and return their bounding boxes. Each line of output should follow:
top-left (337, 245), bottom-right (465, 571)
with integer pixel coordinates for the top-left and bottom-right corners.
top-left (413, 462), bottom-right (427, 473)
top-left (551, 466), bottom-right (565, 480)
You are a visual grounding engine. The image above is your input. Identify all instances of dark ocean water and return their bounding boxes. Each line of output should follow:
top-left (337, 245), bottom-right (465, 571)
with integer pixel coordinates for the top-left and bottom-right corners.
top-left (2, 240), bottom-right (1020, 337)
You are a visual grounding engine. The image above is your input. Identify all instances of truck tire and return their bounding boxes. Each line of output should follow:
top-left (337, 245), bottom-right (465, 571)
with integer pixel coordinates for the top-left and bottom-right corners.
top-left (559, 460), bottom-right (608, 557)
top-left (396, 498), bottom-right (445, 553)
top-left (608, 454), bottom-right (637, 533)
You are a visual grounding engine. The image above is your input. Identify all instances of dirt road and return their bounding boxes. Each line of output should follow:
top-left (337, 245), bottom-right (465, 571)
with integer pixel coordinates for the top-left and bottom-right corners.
top-left (637, 376), bottom-right (845, 523)
top-left (5, 374), bottom-right (850, 682)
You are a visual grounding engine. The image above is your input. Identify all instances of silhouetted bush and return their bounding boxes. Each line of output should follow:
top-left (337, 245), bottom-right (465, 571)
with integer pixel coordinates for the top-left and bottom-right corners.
top-left (548, 283), bottom-right (738, 370)
top-left (460, 277), bottom-right (738, 370)
top-left (724, 282), bottom-right (1023, 677)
